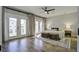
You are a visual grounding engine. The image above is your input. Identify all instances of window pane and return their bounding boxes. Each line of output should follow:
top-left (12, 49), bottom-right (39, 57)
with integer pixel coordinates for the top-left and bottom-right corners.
top-left (40, 21), bottom-right (43, 32)
top-left (9, 18), bottom-right (17, 36)
top-left (21, 19), bottom-right (26, 35)
top-left (35, 21), bottom-right (39, 33)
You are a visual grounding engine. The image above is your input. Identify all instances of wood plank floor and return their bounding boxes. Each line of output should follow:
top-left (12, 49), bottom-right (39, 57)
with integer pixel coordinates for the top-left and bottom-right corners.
top-left (2, 37), bottom-right (76, 52)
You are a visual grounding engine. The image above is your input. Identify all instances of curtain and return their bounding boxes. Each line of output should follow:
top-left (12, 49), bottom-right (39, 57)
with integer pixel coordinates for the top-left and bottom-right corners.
top-left (0, 6), bottom-right (2, 45)
top-left (27, 14), bottom-right (35, 36)
top-left (43, 18), bottom-right (46, 30)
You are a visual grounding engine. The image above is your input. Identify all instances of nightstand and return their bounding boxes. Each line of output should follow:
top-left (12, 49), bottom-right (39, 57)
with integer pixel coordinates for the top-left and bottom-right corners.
top-left (65, 30), bottom-right (72, 37)
top-left (0, 45), bottom-right (1, 51)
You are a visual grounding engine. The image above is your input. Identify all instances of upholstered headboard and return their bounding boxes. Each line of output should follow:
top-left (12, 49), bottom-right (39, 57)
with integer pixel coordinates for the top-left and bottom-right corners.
top-left (51, 27), bottom-right (59, 31)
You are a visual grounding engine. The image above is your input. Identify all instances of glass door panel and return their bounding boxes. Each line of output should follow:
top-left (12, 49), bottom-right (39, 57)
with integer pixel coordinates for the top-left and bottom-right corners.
top-left (9, 17), bottom-right (17, 37)
top-left (39, 21), bottom-right (43, 32)
top-left (20, 19), bottom-right (26, 35)
top-left (35, 21), bottom-right (39, 34)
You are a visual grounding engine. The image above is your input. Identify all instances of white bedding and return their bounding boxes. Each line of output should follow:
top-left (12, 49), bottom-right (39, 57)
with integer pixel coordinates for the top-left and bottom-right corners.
top-left (42, 30), bottom-right (64, 40)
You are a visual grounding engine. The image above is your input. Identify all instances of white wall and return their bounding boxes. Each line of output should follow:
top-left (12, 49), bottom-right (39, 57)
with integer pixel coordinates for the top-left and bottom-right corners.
top-left (46, 13), bottom-right (78, 34)
top-left (0, 6), bottom-right (2, 45)
top-left (77, 7), bottom-right (79, 52)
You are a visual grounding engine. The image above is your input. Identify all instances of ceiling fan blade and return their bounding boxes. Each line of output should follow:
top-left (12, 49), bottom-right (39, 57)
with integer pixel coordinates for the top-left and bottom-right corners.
top-left (41, 7), bottom-right (55, 14)
top-left (45, 7), bottom-right (47, 9)
top-left (48, 9), bottom-right (55, 11)
top-left (41, 7), bottom-right (45, 10)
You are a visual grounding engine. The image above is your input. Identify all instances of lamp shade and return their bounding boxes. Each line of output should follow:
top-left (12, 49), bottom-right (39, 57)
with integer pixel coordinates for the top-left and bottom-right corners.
top-left (65, 24), bottom-right (72, 30)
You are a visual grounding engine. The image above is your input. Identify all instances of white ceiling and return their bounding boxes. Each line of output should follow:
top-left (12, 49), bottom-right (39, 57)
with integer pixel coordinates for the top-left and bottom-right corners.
top-left (10, 6), bottom-right (77, 18)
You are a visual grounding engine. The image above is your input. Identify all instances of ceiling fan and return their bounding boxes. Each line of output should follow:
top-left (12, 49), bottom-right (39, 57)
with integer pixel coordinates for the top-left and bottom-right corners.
top-left (42, 7), bottom-right (55, 14)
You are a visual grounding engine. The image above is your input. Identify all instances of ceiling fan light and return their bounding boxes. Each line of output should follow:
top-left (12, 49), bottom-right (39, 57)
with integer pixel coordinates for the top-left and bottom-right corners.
top-left (45, 11), bottom-right (47, 13)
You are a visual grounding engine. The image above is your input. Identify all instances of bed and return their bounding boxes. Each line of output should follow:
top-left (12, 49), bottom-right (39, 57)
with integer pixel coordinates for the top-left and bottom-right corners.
top-left (41, 28), bottom-right (71, 48)
top-left (41, 28), bottom-right (64, 41)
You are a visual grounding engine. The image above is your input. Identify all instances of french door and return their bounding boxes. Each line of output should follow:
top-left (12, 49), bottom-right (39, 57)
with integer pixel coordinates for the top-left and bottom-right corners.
top-left (35, 21), bottom-right (39, 34)
top-left (5, 12), bottom-right (27, 40)
top-left (9, 18), bottom-right (26, 37)
top-left (20, 19), bottom-right (26, 36)
top-left (9, 17), bottom-right (17, 37)
top-left (35, 20), bottom-right (43, 34)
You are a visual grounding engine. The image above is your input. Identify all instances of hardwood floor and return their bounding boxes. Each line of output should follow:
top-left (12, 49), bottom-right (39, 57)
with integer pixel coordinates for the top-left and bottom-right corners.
top-left (2, 37), bottom-right (76, 52)
top-left (71, 38), bottom-right (77, 51)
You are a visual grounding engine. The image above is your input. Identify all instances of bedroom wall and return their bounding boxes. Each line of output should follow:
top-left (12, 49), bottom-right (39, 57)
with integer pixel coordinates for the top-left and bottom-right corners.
top-left (0, 6), bottom-right (2, 45)
top-left (77, 7), bottom-right (79, 52)
top-left (46, 13), bottom-right (78, 34)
